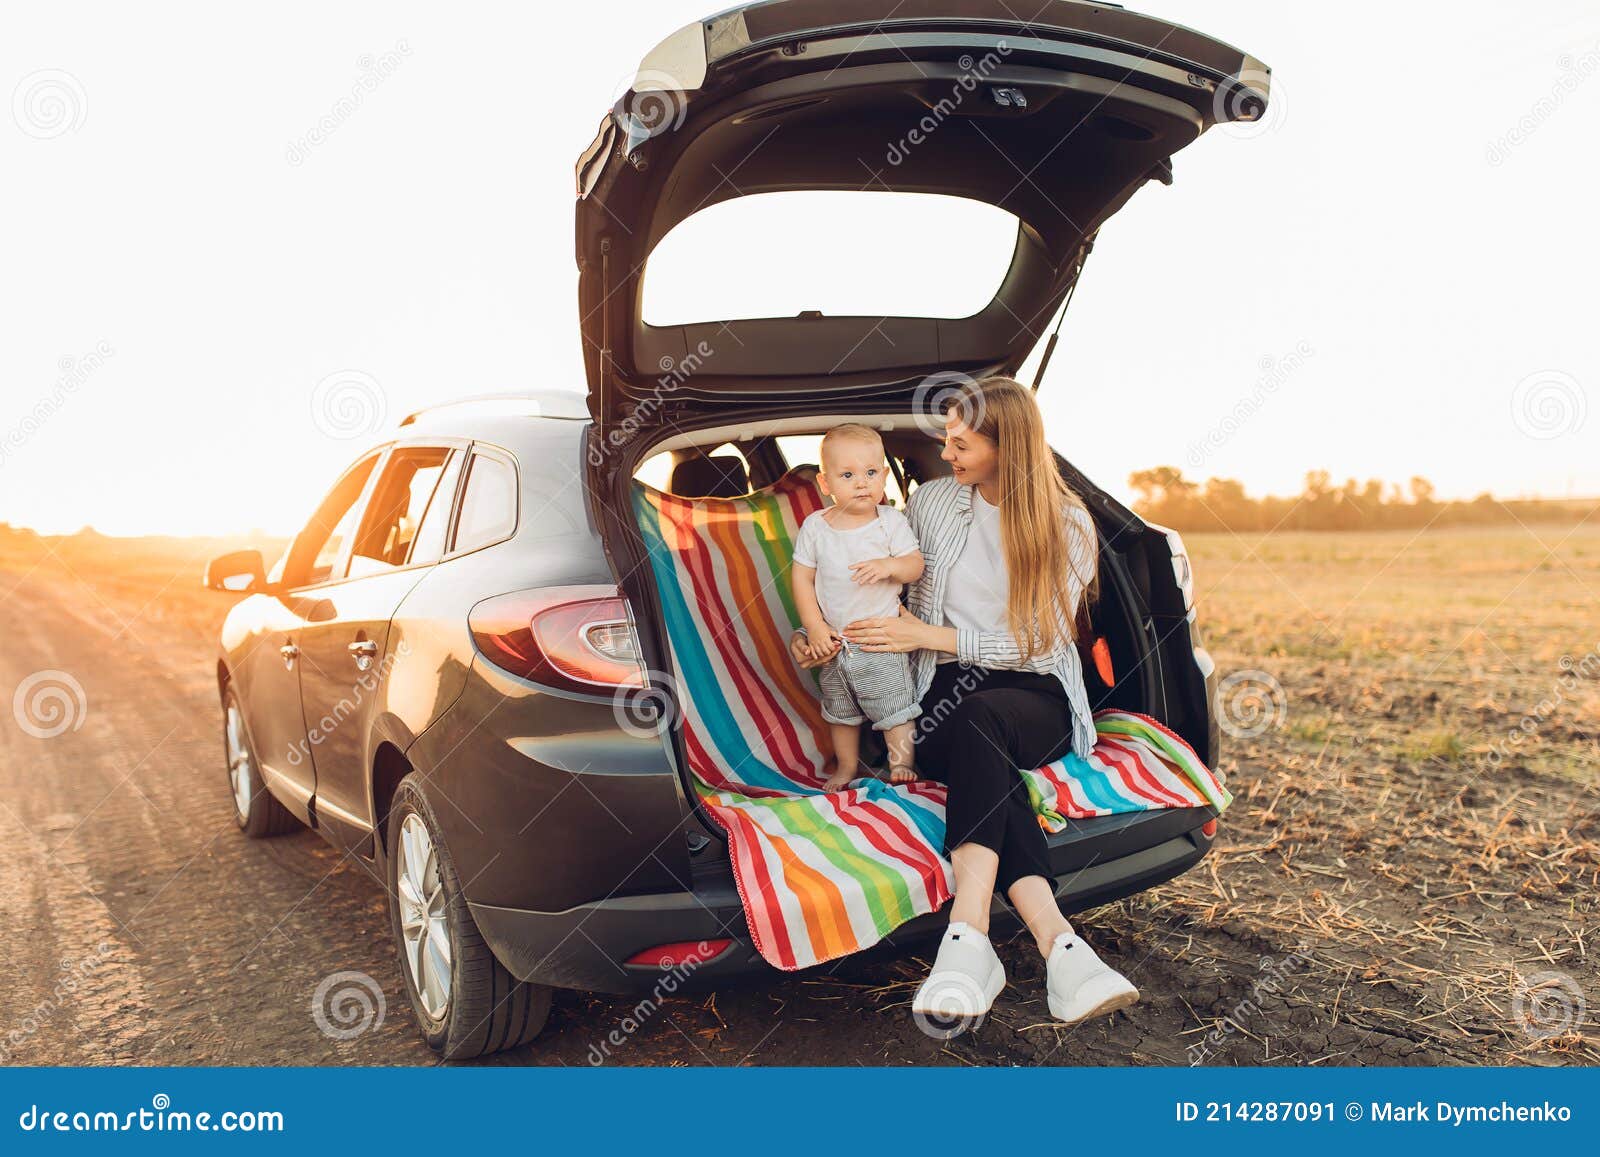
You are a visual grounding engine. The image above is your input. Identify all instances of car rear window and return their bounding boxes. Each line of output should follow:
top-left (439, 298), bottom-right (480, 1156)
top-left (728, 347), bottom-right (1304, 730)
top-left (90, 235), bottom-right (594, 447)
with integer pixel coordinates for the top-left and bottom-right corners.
top-left (452, 449), bottom-right (518, 553)
top-left (641, 191), bottom-right (1018, 325)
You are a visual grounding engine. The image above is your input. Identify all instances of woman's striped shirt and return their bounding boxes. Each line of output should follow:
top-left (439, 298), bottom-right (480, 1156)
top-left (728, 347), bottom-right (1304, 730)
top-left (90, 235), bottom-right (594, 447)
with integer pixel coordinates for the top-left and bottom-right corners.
top-left (903, 474), bottom-right (1099, 760)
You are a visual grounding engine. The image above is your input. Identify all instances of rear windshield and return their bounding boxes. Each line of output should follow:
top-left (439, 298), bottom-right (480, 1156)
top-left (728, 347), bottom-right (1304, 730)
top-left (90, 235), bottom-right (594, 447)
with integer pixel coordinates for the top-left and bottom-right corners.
top-left (641, 191), bottom-right (1018, 325)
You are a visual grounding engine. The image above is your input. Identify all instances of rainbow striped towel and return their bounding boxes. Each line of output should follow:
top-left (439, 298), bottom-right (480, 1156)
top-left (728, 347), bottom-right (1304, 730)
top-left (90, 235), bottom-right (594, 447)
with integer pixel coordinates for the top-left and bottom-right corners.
top-left (633, 468), bottom-right (1231, 971)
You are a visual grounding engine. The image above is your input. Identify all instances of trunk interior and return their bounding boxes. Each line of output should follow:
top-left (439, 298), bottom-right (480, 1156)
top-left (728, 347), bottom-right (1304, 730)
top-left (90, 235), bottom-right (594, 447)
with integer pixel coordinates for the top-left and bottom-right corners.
top-left (595, 409), bottom-right (1214, 866)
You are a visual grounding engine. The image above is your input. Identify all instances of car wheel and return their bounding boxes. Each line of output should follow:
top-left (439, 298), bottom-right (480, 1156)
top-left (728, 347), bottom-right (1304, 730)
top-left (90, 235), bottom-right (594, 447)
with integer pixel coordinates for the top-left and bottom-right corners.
top-left (386, 775), bottom-right (552, 1059)
top-left (223, 688), bottom-right (300, 837)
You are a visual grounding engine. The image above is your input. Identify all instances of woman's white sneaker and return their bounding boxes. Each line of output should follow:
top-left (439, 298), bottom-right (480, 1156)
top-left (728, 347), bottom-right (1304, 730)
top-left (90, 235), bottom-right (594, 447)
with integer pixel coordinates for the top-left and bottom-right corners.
top-left (1045, 932), bottom-right (1140, 1025)
top-left (911, 922), bottom-right (1006, 1026)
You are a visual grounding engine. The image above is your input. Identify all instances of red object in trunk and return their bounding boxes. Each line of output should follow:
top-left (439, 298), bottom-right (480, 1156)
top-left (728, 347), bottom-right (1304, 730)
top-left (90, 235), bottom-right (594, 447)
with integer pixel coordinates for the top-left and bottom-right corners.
top-left (1091, 636), bottom-right (1115, 685)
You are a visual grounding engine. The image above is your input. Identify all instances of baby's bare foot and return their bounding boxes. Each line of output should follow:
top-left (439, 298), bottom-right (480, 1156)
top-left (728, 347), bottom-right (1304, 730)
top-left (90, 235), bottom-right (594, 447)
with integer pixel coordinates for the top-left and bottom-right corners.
top-left (822, 761), bottom-right (860, 791)
top-left (887, 763), bottom-right (916, 785)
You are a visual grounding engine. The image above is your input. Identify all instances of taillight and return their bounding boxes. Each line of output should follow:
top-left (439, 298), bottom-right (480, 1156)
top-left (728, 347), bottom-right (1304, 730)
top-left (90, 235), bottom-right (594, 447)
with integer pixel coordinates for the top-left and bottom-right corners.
top-left (468, 585), bottom-right (646, 692)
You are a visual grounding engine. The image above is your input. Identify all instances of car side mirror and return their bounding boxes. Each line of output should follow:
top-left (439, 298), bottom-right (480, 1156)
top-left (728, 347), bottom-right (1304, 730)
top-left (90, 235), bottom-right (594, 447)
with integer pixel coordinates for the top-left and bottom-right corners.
top-left (204, 549), bottom-right (267, 593)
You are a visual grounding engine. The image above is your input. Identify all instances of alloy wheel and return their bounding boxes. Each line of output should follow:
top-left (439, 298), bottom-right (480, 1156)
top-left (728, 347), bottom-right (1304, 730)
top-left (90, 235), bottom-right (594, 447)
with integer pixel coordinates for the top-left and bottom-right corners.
top-left (396, 813), bottom-right (452, 1020)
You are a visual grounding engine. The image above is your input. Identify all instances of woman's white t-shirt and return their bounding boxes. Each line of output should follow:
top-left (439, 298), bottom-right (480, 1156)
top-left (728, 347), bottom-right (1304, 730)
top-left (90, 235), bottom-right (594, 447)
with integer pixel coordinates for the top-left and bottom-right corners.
top-left (936, 486), bottom-right (1009, 663)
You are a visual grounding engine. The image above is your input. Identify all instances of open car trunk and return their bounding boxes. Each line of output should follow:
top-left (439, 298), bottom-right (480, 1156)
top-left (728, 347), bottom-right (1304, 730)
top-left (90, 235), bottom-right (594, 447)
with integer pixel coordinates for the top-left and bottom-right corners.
top-left (601, 413), bottom-right (1219, 865)
top-left (602, 414), bottom-right (1227, 969)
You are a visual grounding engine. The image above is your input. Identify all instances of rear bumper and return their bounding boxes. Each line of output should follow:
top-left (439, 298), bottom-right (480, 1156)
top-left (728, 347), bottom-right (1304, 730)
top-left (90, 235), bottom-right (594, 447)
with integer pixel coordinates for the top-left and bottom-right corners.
top-left (471, 809), bottom-right (1216, 995)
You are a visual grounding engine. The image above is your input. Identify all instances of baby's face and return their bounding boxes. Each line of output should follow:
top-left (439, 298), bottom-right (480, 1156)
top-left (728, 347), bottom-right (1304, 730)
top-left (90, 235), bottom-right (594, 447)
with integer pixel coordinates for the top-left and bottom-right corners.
top-left (820, 440), bottom-right (888, 512)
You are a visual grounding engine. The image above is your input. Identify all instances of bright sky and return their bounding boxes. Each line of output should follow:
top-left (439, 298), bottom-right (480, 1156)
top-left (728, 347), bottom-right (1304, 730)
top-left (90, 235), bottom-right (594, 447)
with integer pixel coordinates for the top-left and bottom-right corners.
top-left (3, 1), bottom-right (1597, 536)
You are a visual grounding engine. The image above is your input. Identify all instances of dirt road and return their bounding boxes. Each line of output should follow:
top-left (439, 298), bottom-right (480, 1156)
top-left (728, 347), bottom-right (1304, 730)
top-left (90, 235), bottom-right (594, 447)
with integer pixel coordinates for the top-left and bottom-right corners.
top-left (2, 527), bottom-right (1595, 1066)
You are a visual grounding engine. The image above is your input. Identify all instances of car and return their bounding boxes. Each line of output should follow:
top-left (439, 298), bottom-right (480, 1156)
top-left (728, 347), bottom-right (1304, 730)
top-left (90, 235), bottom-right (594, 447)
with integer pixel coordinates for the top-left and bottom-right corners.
top-left (206, 0), bottom-right (1266, 1058)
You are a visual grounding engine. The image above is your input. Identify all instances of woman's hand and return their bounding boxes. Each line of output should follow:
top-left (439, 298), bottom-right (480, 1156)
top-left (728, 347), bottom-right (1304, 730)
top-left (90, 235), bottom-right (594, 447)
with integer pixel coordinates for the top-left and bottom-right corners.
top-left (842, 606), bottom-right (932, 653)
top-left (789, 629), bottom-right (838, 669)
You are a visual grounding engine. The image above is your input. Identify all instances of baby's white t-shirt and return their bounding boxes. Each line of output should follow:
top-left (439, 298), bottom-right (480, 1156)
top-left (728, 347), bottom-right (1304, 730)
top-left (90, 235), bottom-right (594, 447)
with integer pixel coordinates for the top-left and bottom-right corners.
top-left (791, 504), bottom-right (920, 629)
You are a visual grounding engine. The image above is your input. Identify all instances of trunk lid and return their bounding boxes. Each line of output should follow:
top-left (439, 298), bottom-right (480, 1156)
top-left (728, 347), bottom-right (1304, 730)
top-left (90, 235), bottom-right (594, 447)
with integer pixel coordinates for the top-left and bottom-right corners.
top-left (575, 0), bottom-right (1269, 433)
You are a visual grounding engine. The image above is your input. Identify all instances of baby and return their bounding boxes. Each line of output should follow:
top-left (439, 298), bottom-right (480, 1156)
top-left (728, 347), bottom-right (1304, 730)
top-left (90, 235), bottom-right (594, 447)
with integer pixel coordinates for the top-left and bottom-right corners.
top-left (790, 424), bottom-right (925, 791)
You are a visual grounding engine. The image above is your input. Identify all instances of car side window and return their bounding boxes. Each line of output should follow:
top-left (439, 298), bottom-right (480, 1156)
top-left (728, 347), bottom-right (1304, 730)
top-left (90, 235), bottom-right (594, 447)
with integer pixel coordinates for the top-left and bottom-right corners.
top-left (406, 449), bottom-right (465, 567)
top-left (284, 453), bottom-right (382, 589)
top-left (346, 447), bottom-right (456, 578)
top-left (451, 449), bottom-right (517, 554)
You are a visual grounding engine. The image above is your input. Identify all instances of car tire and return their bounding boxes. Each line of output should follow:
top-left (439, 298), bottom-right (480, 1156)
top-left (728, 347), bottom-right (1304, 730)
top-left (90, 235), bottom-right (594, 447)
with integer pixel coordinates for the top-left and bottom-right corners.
top-left (223, 688), bottom-right (301, 838)
top-left (386, 775), bottom-right (552, 1059)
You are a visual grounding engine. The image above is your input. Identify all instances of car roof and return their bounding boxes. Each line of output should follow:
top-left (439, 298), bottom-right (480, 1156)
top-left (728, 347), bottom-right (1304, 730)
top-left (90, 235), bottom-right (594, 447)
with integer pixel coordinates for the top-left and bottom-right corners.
top-left (394, 392), bottom-right (589, 440)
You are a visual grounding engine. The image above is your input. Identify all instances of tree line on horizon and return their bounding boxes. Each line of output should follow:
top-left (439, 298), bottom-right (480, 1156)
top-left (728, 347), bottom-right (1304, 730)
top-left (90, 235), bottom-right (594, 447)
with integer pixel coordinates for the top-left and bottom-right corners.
top-left (1125, 467), bottom-right (1599, 533)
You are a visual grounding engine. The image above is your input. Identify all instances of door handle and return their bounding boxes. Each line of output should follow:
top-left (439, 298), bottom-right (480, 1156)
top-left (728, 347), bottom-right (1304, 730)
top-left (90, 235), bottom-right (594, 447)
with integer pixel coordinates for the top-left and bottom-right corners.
top-left (279, 643), bottom-right (298, 670)
top-left (348, 639), bottom-right (378, 671)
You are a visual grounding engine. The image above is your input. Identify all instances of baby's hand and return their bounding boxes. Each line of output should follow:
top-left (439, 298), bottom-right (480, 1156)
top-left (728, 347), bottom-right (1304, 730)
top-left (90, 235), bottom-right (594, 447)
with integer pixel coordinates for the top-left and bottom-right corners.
top-left (802, 623), bottom-right (842, 661)
top-left (848, 557), bottom-right (897, 585)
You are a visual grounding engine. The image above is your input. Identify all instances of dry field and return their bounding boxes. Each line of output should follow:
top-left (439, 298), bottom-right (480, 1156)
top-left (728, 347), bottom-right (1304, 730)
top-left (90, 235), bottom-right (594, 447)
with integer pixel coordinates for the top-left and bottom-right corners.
top-left (1, 521), bottom-right (1595, 1066)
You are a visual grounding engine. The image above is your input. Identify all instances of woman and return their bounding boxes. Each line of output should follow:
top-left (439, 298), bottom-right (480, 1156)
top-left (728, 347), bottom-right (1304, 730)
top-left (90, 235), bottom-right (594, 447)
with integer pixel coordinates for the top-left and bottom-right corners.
top-left (788, 376), bottom-right (1139, 1027)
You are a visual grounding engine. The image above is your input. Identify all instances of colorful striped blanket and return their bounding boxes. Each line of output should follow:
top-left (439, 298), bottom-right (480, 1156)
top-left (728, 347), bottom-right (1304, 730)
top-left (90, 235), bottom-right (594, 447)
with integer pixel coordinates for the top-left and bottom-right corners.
top-left (633, 468), bottom-right (1232, 971)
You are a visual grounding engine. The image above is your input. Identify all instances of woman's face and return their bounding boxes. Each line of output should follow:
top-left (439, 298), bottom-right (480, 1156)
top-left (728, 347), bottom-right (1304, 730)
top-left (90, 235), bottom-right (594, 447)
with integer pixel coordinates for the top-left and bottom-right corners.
top-left (941, 413), bottom-right (998, 487)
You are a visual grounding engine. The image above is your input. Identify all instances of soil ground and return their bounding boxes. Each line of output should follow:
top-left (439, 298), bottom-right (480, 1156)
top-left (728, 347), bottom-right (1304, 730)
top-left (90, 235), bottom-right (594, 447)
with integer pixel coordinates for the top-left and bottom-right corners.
top-left (1, 522), bottom-right (1595, 1066)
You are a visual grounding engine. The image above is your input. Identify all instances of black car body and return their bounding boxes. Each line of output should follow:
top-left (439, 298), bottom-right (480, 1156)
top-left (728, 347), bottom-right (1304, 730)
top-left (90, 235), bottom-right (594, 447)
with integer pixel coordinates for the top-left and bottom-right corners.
top-left (209, 0), bottom-right (1266, 1057)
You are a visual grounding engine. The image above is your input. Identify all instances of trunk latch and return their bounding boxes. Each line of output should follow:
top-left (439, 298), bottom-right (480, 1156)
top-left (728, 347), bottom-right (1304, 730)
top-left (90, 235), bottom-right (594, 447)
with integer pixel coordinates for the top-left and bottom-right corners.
top-left (990, 86), bottom-right (1028, 110)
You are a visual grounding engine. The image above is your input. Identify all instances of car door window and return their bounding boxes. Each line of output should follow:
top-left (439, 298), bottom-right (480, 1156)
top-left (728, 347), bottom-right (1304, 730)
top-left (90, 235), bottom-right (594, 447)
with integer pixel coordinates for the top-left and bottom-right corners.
top-left (346, 447), bottom-right (456, 578)
top-left (285, 453), bottom-right (381, 588)
top-left (406, 449), bottom-right (464, 566)
top-left (451, 450), bottom-right (517, 554)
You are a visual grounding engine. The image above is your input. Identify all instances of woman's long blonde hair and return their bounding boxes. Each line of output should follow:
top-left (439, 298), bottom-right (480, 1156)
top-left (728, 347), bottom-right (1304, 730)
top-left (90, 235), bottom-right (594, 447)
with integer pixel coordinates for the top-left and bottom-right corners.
top-left (949, 376), bottom-right (1099, 660)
